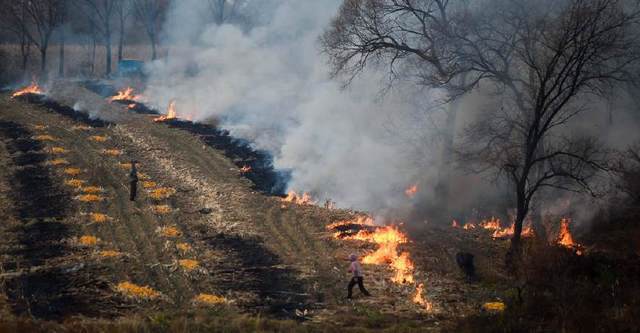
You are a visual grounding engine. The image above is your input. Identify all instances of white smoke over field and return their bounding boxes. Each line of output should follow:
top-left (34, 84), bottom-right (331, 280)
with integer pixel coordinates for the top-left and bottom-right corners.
top-left (143, 0), bottom-right (445, 212)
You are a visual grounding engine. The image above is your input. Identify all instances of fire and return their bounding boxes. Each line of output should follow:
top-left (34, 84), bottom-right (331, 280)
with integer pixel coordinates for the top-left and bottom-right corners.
top-left (404, 184), bottom-right (419, 198)
top-left (327, 215), bottom-right (374, 230)
top-left (451, 220), bottom-right (459, 228)
top-left (480, 217), bottom-right (501, 230)
top-left (239, 165), bottom-right (252, 174)
top-left (281, 191), bottom-right (314, 205)
top-left (108, 87), bottom-right (143, 102)
top-left (12, 80), bottom-right (44, 98)
top-left (492, 223), bottom-right (534, 239)
top-left (153, 100), bottom-right (177, 122)
top-left (413, 283), bottom-right (433, 310)
top-left (128, 103), bottom-right (136, 109)
top-left (557, 218), bottom-right (576, 247)
top-left (463, 223), bottom-right (476, 230)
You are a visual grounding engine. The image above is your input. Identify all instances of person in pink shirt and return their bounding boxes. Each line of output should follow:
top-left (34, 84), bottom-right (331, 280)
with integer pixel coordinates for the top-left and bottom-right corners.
top-left (347, 253), bottom-right (371, 299)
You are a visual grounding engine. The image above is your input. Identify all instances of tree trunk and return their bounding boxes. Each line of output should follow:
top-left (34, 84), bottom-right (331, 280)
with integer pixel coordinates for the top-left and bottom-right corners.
top-left (40, 47), bottom-right (47, 77)
top-left (91, 38), bottom-right (96, 75)
top-left (118, 23), bottom-right (125, 61)
top-left (106, 33), bottom-right (112, 76)
top-left (20, 37), bottom-right (30, 80)
top-left (437, 95), bottom-right (461, 206)
top-left (58, 29), bottom-right (65, 77)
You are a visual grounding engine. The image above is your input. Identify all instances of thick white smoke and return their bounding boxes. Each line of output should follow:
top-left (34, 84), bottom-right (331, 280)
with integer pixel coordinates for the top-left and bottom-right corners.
top-left (143, 0), bottom-right (447, 212)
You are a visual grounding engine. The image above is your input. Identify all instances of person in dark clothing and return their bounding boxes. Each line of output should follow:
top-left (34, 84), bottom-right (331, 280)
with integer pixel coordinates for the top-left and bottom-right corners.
top-left (129, 160), bottom-right (138, 201)
top-left (347, 253), bottom-right (371, 299)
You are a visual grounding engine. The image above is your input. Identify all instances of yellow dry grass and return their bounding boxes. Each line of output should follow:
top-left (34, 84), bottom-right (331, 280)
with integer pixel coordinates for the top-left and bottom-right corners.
top-left (149, 187), bottom-right (176, 200)
top-left (34, 125), bottom-right (47, 130)
top-left (88, 135), bottom-right (108, 142)
top-left (156, 226), bottom-right (181, 237)
top-left (79, 235), bottom-right (99, 246)
top-left (49, 147), bottom-right (68, 154)
top-left (137, 172), bottom-right (150, 180)
top-left (176, 242), bottom-right (192, 253)
top-left (194, 293), bottom-right (227, 305)
top-left (150, 205), bottom-right (171, 214)
top-left (82, 186), bottom-right (104, 194)
top-left (72, 125), bottom-right (92, 131)
top-left (99, 250), bottom-right (122, 258)
top-left (90, 212), bottom-right (110, 223)
top-left (48, 158), bottom-right (69, 166)
top-left (118, 162), bottom-right (132, 169)
top-left (178, 259), bottom-right (200, 271)
top-left (33, 134), bottom-right (57, 141)
top-left (64, 167), bottom-right (82, 176)
top-left (101, 149), bottom-right (122, 156)
top-left (141, 181), bottom-right (157, 189)
top-left (115, 282), bottom-right (160, 300)
top-left (76, 194), bottom-right (105, 202)
top-left (65, 179), bottom-right (86, 188)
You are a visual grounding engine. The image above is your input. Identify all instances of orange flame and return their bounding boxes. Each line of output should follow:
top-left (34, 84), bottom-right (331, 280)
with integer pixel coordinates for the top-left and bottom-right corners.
top-left (557, 218), bottom-right (576, 247)
top-left (281, 191), bottom-right (314, 205)
top-left (239, 165), bottom-right (252, 174)
top-left (491, 223), bottom-right (534, 239)
top-left (109, 87), bottom-right (143, 102)
top-left (153, 100), bottom-right (178, 122)
top-left (480, 217), bottom-right (501, 230)
top-left (404, 184), bottom-right (419, 198)
top-left (12, 80), bottom-right (44, 98)
top-left (413, 283), bottom-right (433, 310)
top-left (463, 223), bottom-right (477, 230)
top-left (451, 220), bottom-right (459, 228)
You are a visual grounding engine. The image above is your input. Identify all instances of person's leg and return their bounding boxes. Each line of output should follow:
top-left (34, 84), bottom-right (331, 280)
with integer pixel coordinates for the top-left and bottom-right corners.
top-left (357, 277), bottom-right (371, 296)
top-left (347, 277), bottom-right (356, 298)
top-left (130, 182), bottom-right (137, 201)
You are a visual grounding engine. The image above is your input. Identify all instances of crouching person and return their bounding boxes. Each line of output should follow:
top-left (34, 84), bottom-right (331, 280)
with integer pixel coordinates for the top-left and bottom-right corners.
top-left (347, 253), bottom-right (371, 299)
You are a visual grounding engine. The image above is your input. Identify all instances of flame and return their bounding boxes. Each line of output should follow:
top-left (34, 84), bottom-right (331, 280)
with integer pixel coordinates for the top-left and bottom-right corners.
top-left (281, 191), bottom-right (314, 205)
top-left (12, 80), bottom-right (44, 98)
top-left (480, 217), bottom-right (501, 230)
top-left (463, 223), bottom-right (476, 230)
top-left (109, 87), bottom-right (143, 102)
top-left (451, 220), bottom-right (459, 228)
top-left (491, 223), bottom-right (534, 239)
top-left (153, 100), bottom-right (178, 122)
top-left (404, 184), bottom-right (419, 198)
top-left (557, 218), bottom-right (576, 247)
top-left (128, 103), bottom-right (136, 109)
top-left (413, 283), bottom-right (433, 310)
top-left (239, 165), bottom-right (252, 174)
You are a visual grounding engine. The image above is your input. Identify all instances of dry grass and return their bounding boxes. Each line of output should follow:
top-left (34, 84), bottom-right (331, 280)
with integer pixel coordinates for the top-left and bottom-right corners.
top-left (98, 250), bottom-right (122, 258)
top-left (115, 282), bottom-right (160, 300)
top-left (72, 125), bottom-right (92, 131)
top-left (88, 135), bottom-right (109, 142)
top-left (137, 172), bottom-right (150, 180)
top-left (148, 187), bottom-right (175, 200)
top-left (47, 158), bottom-right (69, 166)
top-left (118, 162), bottom-right (133, 169)
top-left (33, 125), bottom-right (47, 130)
top-left (63, 167), bottom-right (82, 176)
top-left (76, 194), bottom-right (105, 202)
top-left (79, 235), bottom-right (99, 246)
top-left (150, 205), bottom-right (171, 215)
top-left (176, 242), bottom-right (192, 253)
top-left (156, 226), bottom-right (181, 238)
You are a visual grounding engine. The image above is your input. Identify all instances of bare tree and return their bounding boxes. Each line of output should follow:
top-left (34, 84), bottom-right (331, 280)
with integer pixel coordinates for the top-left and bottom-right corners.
top-left (132, 0), bottom-right (166, 60)
top-left (0, 0), bottom-right (33, 79)
top-left (76, 0), bottom-right (118, 76)
top-left (458, 0), bottom-right (640, 253)
top-left (321, 0), bottom-right (472, 211)
top-left (116, 0), bottom-right (130, 62)
top-left (57, 0), bottom-right (68, 77)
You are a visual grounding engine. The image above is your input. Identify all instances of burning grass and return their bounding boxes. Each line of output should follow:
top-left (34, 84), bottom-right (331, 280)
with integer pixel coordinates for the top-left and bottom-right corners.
top-left (12, 81), bottom-right (44, 98)
top-left (156, 226), bottom-right (181, 237)
top-left (82, 186), bottom-right (104, 194)
top-left (88, 135), bottom-right (109, 142)
top-left (48, 146), bottom-right (69, 154)
top-left (64, 167), bottom-right (82, 176)
top-left (47, 158), bottom-right (70, 166)
top-left (101, 149), bottom-right (122, 156)
top-left (153, 100), bottom-right (177, 122)
top-left (150, 205), bottom-right (172, 215)
top-left (33, 134), bottom-right (57, 141)
top-left (115, 281), bottom-right (160, 300)
top-left (148, 187), bottom-right (176, 200)
top-left (89, 212), bottom-right (111, 223)
top-left (413, 283), bottom-right (432, 311)
top-left (79, 235), bottom-right (99, 246)
top-left (178, 259), bottom-right (200, 271)
top-left (108, 87), bottom-right (144, 103)
top-left (65, 179), bottom-right (86, 188)
top-left (176, 242), bottom-right (192, 253)
top-left (141, 181), bottom-right (157, 189)
top-left (282, 191), bottom-right (315, 205)
top-left (76, 194), bottom-right (105, 202)
top-left (194, 293), bottom-right (227, 305)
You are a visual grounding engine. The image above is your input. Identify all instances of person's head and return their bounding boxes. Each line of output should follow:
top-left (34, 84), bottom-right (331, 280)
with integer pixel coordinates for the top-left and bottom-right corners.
top-left (349, 253), bottom-right (357, 262)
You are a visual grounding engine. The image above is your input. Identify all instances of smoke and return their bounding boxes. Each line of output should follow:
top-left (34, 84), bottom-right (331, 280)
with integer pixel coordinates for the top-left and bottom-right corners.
top-left (143, 0), bottom-right (445, 213)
